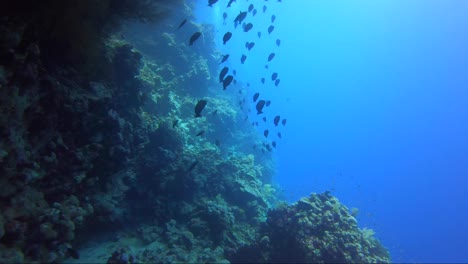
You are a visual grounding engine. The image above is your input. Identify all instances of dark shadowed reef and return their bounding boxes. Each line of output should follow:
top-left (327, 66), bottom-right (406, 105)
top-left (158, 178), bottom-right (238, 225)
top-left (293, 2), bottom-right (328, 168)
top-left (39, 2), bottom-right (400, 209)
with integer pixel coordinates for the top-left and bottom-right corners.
top-left (0, 0), bottom-right (390, 262)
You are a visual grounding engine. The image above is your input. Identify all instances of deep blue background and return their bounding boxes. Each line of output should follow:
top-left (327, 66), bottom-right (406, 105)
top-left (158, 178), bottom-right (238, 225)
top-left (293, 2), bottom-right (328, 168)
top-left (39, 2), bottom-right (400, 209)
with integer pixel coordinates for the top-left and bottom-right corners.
top-left (194, 0), bottom-right (468, 262)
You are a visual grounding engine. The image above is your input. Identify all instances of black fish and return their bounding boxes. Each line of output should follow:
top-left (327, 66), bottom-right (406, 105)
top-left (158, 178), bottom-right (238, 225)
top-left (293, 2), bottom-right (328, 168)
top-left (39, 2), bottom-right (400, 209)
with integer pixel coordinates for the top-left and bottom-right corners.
top-left (272, 141), bottom-right (277, 148)
top-left (227, 0), bottom-right (236, 7)
top-left (223, 75), bottom-right (234, 89)
top-left (282, 119), bottom-right (287, 126)
top-left (255, 122), bottom-right (259, 126)
top-left (268, 53), bottom-right (275, 62)
top-left (278, 132), bottom-right (282, 138)
top-left (276, 39), bottom-right (281, 46)
top-left (67, 248), bottom-right (80, 259)
top-left (263, 5), bottom-right (267, 13)
top-left (189, 32), bottom-right (202, 45)
top-left (219, 66), bottom-right (229, 82)
top-left (188, 161), bottom-right (198, 172)
top-left (258, 32), bottom-right (262, 38)
top-left (266, 100), bottom-right (271, 107)
top-left (176, 19), bottom-right (187, 30)
top-left (256, 100), bottom-right (266, 114)
top-left (274, 115), bottom-right (280, 126)
top-left (223, 32), bottom-right (232, 45)
top-left (275, 79), bottom-right (280, 87)
top-left (243, 23), bottom-right (253, 32)
top-left (268, 25), bottom-right (275, 34)
top-left (248, 4), bottom-right (254, 12)
top-left (253, 9), bottom-right (257, 16)
top-left (261, 78), bottom-right (265, 84)
top-left (271, 15), bottom-right (276, 23)
top-left (208, 0), bottom-right (218, 7)
top-left (234, 11), bottom-right (248, 24)
top-left (196, 130), bottom-right (205, 137)
top-left (247, 42), bottom-right (255, 50)
top-left (265, 65), bottom-right (269, 69)
top-left (264, 130), bottom-right (269, 138)
top-left (253, 92), bottom-right (260, 102)
top-left (172, 119), bottom-right (179, 128)
top-left (272, 72), bottom-right (278, 81)
top-left (233, 70), bottom-right (237, 76)
top-left (241, 54), bottom-right (247, 64)
top-left (194, 99), bottom-right (207, 117)
top-left (220, 54), bottom-right (229, 64)
top-left (263, 117), bottom-right (267, 122)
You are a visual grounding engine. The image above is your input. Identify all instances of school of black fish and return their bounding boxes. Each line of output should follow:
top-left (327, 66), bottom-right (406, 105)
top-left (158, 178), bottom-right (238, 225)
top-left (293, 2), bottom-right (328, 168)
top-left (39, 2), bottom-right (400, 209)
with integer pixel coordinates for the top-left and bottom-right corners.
top-left (179, 0), bottom-right (287, 157)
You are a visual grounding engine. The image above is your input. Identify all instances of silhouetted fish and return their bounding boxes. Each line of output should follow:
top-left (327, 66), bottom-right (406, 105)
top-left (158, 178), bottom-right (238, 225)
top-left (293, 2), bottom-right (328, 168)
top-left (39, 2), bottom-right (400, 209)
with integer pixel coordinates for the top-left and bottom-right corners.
top-left (256, 100), bottom-right (266, 114)
top-left (243, 23), bottom-right (253, 32)
top-left (261, 77), bottom-right (265, 84)
top-left (272, 141), bottom-right (277, 148)
top-left (223, 12), bottom-right (227, 21)
top-left (195, 100), bottom-right (207, 117)
top-left (234, 11), bottom-right (248, 24)
top-left (189, 32), bottom-right (201, 45)
top-left (227, 0), bottom-right (236, 7)
top-left (172, 119), bottom-right (179, 128)
top-left (263, 5), bottom-right (267, 13)
top-left (268, 53), bottom-right (275, 61)
top-left (264, 130), bottom-right (269, 138)
top-left (272, 72), bottom-right (278, 81)
top-left (233, 70), bottom-right (237, 76)
top-left (220, 54), bottom-right (229, 64)
top-left (253, 9), bottom-right (257, 16)
top-left (247, 42), bottom-right (255, 50)
top-left (188, 160), bottom-right (198, 172)
top-left (268, 25), bottom-right (274, 34)
top-left (241, 54), bottom-right (247, 64)
top-left (212, 109), bottom-right (218, 115)
top-left (276, 39), bottom-right (281, 46)
top-left (253, 92), bottom-right (260, 102)
top-left (176, 19), bottom-right (187, 30)
top-left (275, 79), bottom-right (280, 87)
top-left (219, 66), bottom-right (228, 82)
top-left (266, 100), bottom-right (271, 107)
top-left (223, 32), bottom-right (232, 44)
top-left (196, 130), bottom-right (205, 136)
top-left (223, 75), bottom-right (234, 89)
top-left (208, 0), bottom-right (218, 6)
top-left (255, 122), bottom-right (259, 126)
top-left (248, 4), bottom-right (254, 12)
top-left (271, 15), bottom-right (276, 23)
top-left (263, 117), bottom-right (267, 122)
top-left (274, 116), bottom-right (280, 126)
top-left (282, 119), bottom-right (287, 126)
top-left (258, 32), bottom-right (262, 38)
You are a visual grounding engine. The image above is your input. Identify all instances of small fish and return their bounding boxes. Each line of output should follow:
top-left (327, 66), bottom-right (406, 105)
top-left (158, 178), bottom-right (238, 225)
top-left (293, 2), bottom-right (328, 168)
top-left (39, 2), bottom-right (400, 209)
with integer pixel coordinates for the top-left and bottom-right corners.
top-left (276, 39), bottom-right (281, 46)
top-left (261, 78), bottom-right (265, 84)
top-left (247, 42), bottom-right (255, 50)
top-left (227, 0), bottom-right (236, 7)
top-left (263, 117), bottom-right (267, 122)
top-left (274, 115), bottom-right (280, 126)
top-left (233, 70), bottom-right (237, 76)
top-left (282, 119), bottom-right (287, 126)
top-left (196, 130), bottom-right (205, 137)
top-left (264, 130), bottom-right (269, 138)
top-left (208, 0), bottom-right (219, 7)
top-left (278, 132), bottom-right (282, 138)
top-left (176, 19), bottom-right (187, 31)
top-left (256, 100), bottom-right (266, 114)
top-left (212, 109), bottom-right (218, 115)
top-left (268, 53), bottom-right (275, 62)
top-left (272, 141), bottom-right (277, 148)
top-left (241, 54), bottom-right (247, 64)
top-left (219, 54), bottom-right (229, 64)
top-left (271, 15), bottom-right (276, 23)
top-left (189, 32), bottom-right (202, 45)
top-left (223, 75), bottom-right (234, 89)
top-left (265, 65), bottom-right (269, 69)
top-left (243, 23), bottom-right (253, 32)
top-left (257, 32), bottom-right (262, 38)
top-left (255, 122), bottom-right (259, 126)
top-left (234, 11), bottom-right (248, 26)
top-left (253, 92), bottom-right (260, 102)
top-left (194, 99), bottom-right (207, 117)
top-left (219, 66), bottom-right (229, 82)
top-left (263, 5), bottom-right (267, 13)
top-left (272, 72), bottom-right (278, 81)
top-left (268, 25), bottom-right (275, 34)
top-left (188, 160), bottom-right (198, 172)
top-left (266, 100), bottom-right (271, 107)
top-left (253, 9), bottom-right (257, 16)
top-left (223, 12), bottom-right (228, 22)
top-left (223, 32), bottom-right (232, 45)
top-left (172, 119), bottom-right (179, 128)
top-left (275, 79), bottom-right (280, 87)
top-left (248, 4), bottom-right (254, 12)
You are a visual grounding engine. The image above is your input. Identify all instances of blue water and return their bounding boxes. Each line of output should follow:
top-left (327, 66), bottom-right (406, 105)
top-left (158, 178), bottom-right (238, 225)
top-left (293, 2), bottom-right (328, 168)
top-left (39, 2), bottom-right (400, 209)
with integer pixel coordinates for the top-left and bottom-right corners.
top-left (195, 0), bottom-right (468, 262)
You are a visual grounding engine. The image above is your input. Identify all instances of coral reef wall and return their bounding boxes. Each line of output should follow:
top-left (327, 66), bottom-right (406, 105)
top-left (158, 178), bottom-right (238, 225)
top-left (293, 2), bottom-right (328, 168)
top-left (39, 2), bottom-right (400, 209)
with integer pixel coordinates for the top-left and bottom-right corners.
top-left (0, 0), bottom-right (389, 263)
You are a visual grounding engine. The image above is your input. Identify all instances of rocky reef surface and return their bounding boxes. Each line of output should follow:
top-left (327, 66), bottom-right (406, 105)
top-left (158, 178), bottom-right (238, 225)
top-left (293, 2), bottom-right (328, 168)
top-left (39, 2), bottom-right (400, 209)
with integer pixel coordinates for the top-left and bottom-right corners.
top-left (0, 0), bottom-right (390, 263)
